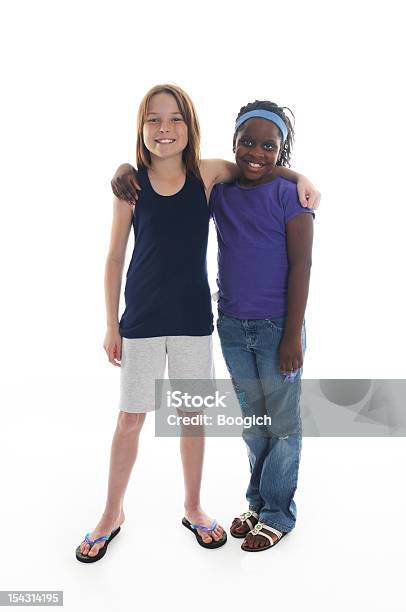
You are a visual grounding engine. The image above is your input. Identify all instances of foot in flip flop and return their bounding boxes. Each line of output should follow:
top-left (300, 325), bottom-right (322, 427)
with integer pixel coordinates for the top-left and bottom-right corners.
top-left (75, 509), bottom-right (125, 563)
top-left (182, 507), bottom-right (227, 549)
top-left (241, 521), bottom-right (287, 552)
top-left (230, 510), bottom-right (259, 538)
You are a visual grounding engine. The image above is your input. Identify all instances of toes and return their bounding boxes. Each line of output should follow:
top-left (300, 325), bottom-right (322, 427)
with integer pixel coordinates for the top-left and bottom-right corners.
top-left (198, 530), bottom-right (213, 544)
top-left (212, 526), bottom-right (224, 540)
top-left (243, 534), bottom-right (262, 549)
top-left (88, 544), bottom-right (101, 557)
top-left (257, 535), bottom-right (270, 548)
top-left (251, 536), bottom-right (258, 549)
top-left (255, 536), bottom-right (264, 548)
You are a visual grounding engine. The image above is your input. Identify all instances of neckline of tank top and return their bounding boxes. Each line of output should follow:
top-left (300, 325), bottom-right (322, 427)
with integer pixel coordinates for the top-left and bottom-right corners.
top-left (145, 168), bottom-right (188, 199)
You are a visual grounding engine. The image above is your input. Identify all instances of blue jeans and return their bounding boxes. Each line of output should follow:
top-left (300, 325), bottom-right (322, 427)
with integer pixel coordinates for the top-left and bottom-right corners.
top-left (217, 311), bottom-right (306, 533)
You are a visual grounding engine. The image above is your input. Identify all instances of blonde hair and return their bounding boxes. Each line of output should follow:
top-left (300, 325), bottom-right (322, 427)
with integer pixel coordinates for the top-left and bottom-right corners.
top-left (136, 83), bottom-right (203, 183)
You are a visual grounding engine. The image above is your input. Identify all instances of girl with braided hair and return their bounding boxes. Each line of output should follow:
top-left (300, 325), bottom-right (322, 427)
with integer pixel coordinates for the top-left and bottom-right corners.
top-left (212, 99), bottom-right (314, 551)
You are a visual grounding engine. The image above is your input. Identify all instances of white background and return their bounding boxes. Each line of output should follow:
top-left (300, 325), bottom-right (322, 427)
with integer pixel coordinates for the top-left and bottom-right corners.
top-left (1, 1), bottom-right (405, 611)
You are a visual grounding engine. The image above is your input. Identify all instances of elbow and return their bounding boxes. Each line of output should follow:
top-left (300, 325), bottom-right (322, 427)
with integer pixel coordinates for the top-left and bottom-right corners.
top-left (106, 254), bottom-right (125, 268)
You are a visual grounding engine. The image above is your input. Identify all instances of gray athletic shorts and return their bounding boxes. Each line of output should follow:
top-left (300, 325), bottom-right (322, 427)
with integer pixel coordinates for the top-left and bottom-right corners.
top-left (118, 335), bottom-right (214, 413)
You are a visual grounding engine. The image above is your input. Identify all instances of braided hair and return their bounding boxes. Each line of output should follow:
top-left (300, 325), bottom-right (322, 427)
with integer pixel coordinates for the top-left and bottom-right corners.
top-left (234, 100), bottom-right (295, 167)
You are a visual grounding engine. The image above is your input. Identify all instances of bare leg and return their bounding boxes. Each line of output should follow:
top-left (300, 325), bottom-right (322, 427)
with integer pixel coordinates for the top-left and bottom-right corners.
top-left (179, 410), bottom-right (224, 544)
top-left (78, 411), bottom-right (146, 557)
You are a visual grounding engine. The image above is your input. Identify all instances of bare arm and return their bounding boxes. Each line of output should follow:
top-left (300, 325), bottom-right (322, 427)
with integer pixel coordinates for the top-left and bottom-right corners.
top-left (199, 159), bottom-right (321, 209)
top-left (104, 197), bottom-right (134, 331)
top-left (109, 159), bottom-right (237, 204)
top-left (199, 159), bottom-right (239, 199)
top-left (273, 167), bottom-right (321, 209)
top-left (279, 213), bottom-right (314, 374)
top-left (272, 166), bottom-right (301, 182)
top-left (110, 160), bottom-right (321, 210)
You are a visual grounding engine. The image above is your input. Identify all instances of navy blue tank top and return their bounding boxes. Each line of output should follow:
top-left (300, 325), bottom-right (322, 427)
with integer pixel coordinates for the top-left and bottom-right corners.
top-left (119, 167), bottom-right (213, 338)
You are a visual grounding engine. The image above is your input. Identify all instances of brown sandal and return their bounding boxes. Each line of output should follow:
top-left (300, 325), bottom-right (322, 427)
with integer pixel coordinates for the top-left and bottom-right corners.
top-left (230, 510), bottom-right (259, 538)
top-left (241, 522), bottom-right (287, 552)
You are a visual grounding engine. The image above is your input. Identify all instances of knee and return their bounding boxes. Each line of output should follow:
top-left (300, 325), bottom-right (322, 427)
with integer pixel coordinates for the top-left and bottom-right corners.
top-left (117, 411), bottom-right (146, 434)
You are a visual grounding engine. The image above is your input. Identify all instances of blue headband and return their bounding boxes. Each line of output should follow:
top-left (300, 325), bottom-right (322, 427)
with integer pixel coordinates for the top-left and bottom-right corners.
top-left (234, 110), bottom-right (288, 143)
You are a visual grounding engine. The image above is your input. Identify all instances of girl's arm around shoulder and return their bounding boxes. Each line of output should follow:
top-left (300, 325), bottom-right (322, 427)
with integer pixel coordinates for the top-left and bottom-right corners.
top-left (111, 163), bottom-right (141, 205)
top-left (273, 166), bottom-right (321, 210)
top-left (199, 159), bottom-right (239, 200)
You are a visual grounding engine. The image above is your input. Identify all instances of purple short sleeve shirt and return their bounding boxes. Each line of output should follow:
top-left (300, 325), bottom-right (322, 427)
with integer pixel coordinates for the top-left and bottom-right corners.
top-left (210, 176), bottom-right (315, 319)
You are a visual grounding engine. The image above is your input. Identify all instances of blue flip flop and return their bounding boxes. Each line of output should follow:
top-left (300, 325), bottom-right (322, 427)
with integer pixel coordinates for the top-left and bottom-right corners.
top-left (182, 517), bottom-right (227, 549)
top-left (75, 526), bottom-right (121, 563)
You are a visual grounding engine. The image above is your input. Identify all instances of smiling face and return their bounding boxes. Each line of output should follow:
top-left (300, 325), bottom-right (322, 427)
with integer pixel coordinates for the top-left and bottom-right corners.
top-left (234, 118), bottom-right (282, 186)
top-left (142, 92), bottom-right (188, 161)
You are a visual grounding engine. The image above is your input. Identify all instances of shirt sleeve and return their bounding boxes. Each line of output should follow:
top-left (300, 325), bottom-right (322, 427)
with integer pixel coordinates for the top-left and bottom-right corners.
top-left (280, 180), bottom-right (315, 224)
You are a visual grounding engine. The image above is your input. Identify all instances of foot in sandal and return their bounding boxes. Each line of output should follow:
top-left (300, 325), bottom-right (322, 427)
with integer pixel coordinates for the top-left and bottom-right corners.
top-left (241, 521), bottom-right (287, 552)
top-left (184, 506), bottom-right (226, 545)
top-left (230, 510), bottom-right (259, 538)
top-left (76, 508), bottom-right (125, 561)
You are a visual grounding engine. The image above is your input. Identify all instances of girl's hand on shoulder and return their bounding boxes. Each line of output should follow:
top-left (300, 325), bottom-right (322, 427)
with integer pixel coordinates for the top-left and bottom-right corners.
top-left (103, 326), bottom-right (122, 367)
top-left (111, 163), bottom-right (141, 206)
top-left (297, 174), bottom-right (321, 210)
top-left (279, 333), bottom-right (303, 374)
